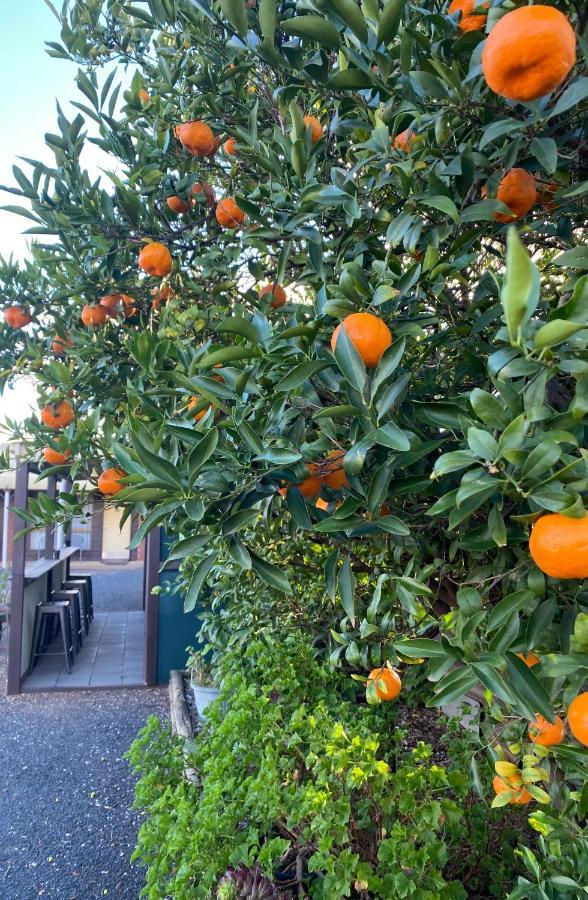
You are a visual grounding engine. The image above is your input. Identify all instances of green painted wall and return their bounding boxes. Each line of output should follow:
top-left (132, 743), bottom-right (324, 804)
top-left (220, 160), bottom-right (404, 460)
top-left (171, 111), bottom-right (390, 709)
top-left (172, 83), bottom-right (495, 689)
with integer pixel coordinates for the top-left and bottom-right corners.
top-left (156, 532), bottom-right (203, 683)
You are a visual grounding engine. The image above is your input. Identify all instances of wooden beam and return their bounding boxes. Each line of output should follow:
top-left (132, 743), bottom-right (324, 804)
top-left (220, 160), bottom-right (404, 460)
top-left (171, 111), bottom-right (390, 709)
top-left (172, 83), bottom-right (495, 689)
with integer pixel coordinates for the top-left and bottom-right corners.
top-left (43, 475), bottom-right (57, 560)
top-left (7, 461), bottom-right (30, 695)
top-left (144, 527), bottom-right (161, 685)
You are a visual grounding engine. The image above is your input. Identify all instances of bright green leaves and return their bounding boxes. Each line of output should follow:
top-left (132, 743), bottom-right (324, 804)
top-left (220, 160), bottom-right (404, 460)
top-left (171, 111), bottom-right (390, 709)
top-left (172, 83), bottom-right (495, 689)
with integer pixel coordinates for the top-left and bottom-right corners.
top-left (501, 228), bottom-right (540, 347)
top-left (219, 0), bottom-right (248, 37)
top-left (377, 0), bottom-right (407, 45)
top-left (281, 15), bottom-right (341, 48)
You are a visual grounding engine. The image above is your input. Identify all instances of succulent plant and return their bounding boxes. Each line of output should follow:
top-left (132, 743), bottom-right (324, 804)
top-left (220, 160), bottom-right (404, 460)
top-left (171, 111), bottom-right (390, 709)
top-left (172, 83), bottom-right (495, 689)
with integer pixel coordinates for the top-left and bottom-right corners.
top-left (217, 864), bottom-right (279, 899)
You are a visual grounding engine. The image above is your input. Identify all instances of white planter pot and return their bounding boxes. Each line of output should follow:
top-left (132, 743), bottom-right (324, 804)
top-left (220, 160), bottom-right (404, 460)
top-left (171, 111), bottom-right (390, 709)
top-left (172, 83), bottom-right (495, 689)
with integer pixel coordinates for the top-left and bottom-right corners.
top-left (191, 682), bottom-right (220, 718)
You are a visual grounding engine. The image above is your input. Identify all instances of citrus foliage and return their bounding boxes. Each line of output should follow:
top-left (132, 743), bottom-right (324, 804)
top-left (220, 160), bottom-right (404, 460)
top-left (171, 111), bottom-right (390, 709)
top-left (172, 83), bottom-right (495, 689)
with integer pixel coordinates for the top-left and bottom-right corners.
top-left (1, 0), bottom-right (588, 867)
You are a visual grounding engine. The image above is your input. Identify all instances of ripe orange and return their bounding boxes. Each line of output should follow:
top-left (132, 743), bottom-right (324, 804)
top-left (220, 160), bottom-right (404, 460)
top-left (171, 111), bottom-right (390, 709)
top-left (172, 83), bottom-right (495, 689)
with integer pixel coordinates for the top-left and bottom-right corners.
top-left (190, 181), bottom-right (216, 206)
top-left (167, 195), bottom-right (190, 214)
top-left (482, 6), bottom-right (576, 102)
top-left (81, 305), bottom-right (108, 326)
top-left (368, 666), bottom-right (401, 701)
top-left (175, 120), bottom-right (216, 156)
top-left (4, 306), bottom-right (31, 328)
top-left (567, 692), bottom-right (588, 746)
top-left (51, 334), bottom-right (72, 355)
top-left (393, 128), bottom-right (417, 152)
top-left (492, 774), bottom-right (531, 805)
top-left (298, 472), bottom-right (323, 499)
top-left (315, 497), bottom-right (330, 511)
top-left (528, 714), bottom-right (565, 747)
top-left (139, 242), bottom-right (173, 277)
top-left (304, 115), bottom-right (323, 143)
top-left (138, 89), bottom-right (150, 104)
top-left (43, 447), bottom-right (70, 465)
top-left (322, 450), bottom-right (349, 490)
top-left (215, 197), bottom-right (245, 228)
top-left (494, 169), bottom-right (537, 223)
top-left (100, 293), bottom-right (136, 319)
top-left (187, 396), bottom-right (211, 421)
top-left (151, 285), bottom-right (173, 310)
top-left (529, 513), bottom-right (588, 580)
top-left (224, 137), bottom-right (236, 155)
top-left (517, 651), bottom-right (540, 668)
top-left (97, 467), bottom-right (127, 496)
top-left (259, 283), bottom-right (287, 309)
top-left (448, 0), bottom-right (488, 31)
top-left (40, 400), bottom-right (74, 430)
top-left (331, 312), bottom-right (392, 368)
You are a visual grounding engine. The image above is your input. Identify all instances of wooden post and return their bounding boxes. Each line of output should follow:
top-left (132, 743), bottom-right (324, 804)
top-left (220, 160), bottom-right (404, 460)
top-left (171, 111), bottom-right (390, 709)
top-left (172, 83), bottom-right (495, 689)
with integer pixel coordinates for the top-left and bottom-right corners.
top-left (44, 475), bottom-right (57, 560)
top-left (144, 527), bottom-right (161, 685)
top-left (7, 461), bottom-right (30, 695)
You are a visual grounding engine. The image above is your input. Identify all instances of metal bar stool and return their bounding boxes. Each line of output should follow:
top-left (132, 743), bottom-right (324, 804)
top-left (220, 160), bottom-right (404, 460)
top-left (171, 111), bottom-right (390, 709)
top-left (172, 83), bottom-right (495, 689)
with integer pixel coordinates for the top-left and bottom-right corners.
top-left (69, 573), bottom-right (93, 622)
top-left (30, 601), bottom-right (74, 673)
top-left (52, 589), bottom-right (83, 655)
top-left (62, 579), bottom-right (90, 635)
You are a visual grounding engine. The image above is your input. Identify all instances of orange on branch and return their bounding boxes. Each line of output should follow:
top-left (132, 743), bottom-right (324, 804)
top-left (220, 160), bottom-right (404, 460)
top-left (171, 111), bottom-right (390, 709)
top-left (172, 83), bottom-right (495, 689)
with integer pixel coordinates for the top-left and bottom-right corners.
top-left (188, 396), bottom-right (212, 421)
top-left (528, 714), bottom-right (565, 747)
top-left (43, 447), bottom-right (70, 466)
top-left (4, 306), bottom-right (31, 328)
top-left (259, 283), bottom-right (287, 309)
top-left (81, 304), bottom-right (108, 326)
top-left (175, 120), bottom-right (216, 156)
top-left (482, 6), bottom-right (576, 102)
top-left (393, 128), bottom-right (418, 152)
top-left (40, 400), bottom-right (74, 430)
top-left (215, 197), bottom-right (245, 229)
top-left (167, 195), bottom-right (190, 214)
top-left (448, 0), bottom-right (488, 32)
top-left (331, 312), bottom-right (392, 368)
top-left (368, 666), bottom-right (401, 701)
top-left (139, 242), bottom-right (173, 277)
top-left (190, 181), bottom-right (216, 206)
top-left (223, 137), bottom-right (236, 155)
top-left (51, 334), bottom-right (72, 355)
top-left (304, 115), bottom-right (323, 143)
top-left (517, 651), bottom-right (540, 668)
top-left (97, 467), bottom-right (127, 496)
top-left (494, 169), bottom-right (537, 223)
top-left (492, 774), bottom-right (532, 805)
top-left (567, 692), bottom-right (588, 746)
top-left (529, 513), bottom-right (588, 579)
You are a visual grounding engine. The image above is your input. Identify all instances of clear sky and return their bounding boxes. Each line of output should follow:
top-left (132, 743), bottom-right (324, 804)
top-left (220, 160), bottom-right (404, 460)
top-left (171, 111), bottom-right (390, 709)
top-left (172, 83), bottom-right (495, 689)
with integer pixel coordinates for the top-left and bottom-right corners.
top-left (0, 1), bottom-right (125, 424)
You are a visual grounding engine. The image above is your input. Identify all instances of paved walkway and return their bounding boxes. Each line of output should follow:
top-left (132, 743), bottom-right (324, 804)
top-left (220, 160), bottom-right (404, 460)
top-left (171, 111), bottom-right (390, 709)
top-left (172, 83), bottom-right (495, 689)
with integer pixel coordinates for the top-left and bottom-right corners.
top-left (24, 611), bottom-right (145, 690)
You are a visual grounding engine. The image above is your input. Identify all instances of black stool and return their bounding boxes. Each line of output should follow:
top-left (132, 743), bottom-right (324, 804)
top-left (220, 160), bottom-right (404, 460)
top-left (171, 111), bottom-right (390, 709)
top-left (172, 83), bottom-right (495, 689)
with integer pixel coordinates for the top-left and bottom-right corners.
top-left (69, 573), bottom-right (93, 621)
top-left (62, 579), bottom-right (90, 635)
top-left (52, 589), bottom-right (83, 654)
top-left (31, 601), bottom-right (74, 673)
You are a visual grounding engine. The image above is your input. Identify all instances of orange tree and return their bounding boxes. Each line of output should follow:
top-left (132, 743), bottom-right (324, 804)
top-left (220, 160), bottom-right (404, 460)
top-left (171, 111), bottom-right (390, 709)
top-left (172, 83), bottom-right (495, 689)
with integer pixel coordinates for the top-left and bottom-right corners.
top-left (2, 0), bottom-right (588, 869)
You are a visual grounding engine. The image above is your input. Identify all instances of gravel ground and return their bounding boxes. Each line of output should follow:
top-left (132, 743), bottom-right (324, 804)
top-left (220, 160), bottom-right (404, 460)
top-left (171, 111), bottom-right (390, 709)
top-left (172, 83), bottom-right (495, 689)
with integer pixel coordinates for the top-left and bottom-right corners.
top-left (0, 631), bottom-right (168, 899)
top-left (70, 562), bottom-right (143, 613)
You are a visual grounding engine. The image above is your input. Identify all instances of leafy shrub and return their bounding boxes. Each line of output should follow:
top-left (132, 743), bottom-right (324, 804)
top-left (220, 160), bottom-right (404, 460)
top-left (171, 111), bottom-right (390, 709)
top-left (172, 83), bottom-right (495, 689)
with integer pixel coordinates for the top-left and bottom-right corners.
top-left (128, 637), bottom-right (519, 899)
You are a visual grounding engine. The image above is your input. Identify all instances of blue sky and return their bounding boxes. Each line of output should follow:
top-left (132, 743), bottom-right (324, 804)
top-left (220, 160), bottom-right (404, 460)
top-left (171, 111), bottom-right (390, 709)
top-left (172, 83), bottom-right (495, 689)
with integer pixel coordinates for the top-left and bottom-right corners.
top-left (0, 1), bottom-right (124, 422)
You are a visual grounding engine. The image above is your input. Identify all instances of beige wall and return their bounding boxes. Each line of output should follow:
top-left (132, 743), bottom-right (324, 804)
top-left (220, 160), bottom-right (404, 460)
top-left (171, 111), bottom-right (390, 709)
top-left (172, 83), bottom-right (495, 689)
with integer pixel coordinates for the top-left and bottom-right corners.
top-left (101, 506), bottom-right (131, 561)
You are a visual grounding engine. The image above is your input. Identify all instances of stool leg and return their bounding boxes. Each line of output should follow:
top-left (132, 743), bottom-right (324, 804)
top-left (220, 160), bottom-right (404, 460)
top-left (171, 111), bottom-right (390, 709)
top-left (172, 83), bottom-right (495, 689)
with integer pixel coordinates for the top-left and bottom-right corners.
top-left (30, 609), bottom-right (44, 670)
top-left (59, 607), bottom-right (72, 673)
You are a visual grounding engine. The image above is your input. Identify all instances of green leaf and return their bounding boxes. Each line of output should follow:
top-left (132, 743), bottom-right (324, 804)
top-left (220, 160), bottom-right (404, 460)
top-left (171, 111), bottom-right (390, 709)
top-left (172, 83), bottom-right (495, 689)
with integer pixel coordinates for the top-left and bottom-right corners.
top-left (217, 316), bottom-right (259, 343)
top-left (467, 427), bottom-right (498, 461)
top-left (333, 322), bottom-right (366, 392)
top-left (487, 590), bottom-right (535, 633)
top-left (374, 422), bottom-right (410, 451)
top-left (533, 319), bottom-right (586, 349)
top-left (328, 0), bottom-right (368, 41)
top-left (328, 70), bottom-right (375, 89)
top-left (132, 435), bottom-right (183, 489)
top-left (220, 0), bottom-right (248, 36)
top-left (338, 557), bottom-right (356, 624)
top-left (286, 487), bottom-right (312, 530)
top-left (254, 448), bottom-right (302, 464)
top-left (530, 137), bottom-right (557, 175)
top-left (553, 247), bottom-right (588, 270)
top-left (521, 441), bottom-right (562, 480)
top-left (198, 347), bottom-right (259, 367)
top-left (188, 428), bottom-right (219, 479)
top-left (420, 195), bottom-right (459, 222)
top-left (548, 76), bottom-right (588, 119)
top-left (222, 507), bottom-right (260, 534)
top-left (501, 227), bottom-right (540, 345)
top-left (276, 360), bottom-right (329, 391)
top-left (505, 652), bottom-right (554, 721)
top-left (377, 515), bottom-right (410, 535)
top-left (258, 0), bottom-right (277, 40)
top-left (479, 119), bottom-right (523, 150)
top-left (393, 638), bottom-right (449, 658)
top-left (250, 550), bottom-right (292, 593)
top-left (377, 0), bottom-right (407, 45)
top-left (281, 15), bottom-right (341, 48)
top-left (184, 552), bottom-right (218, 612)
top-left (433, 450), bottom-right (477, 477)
top-left (168, 534), bottom-right (211, 560)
